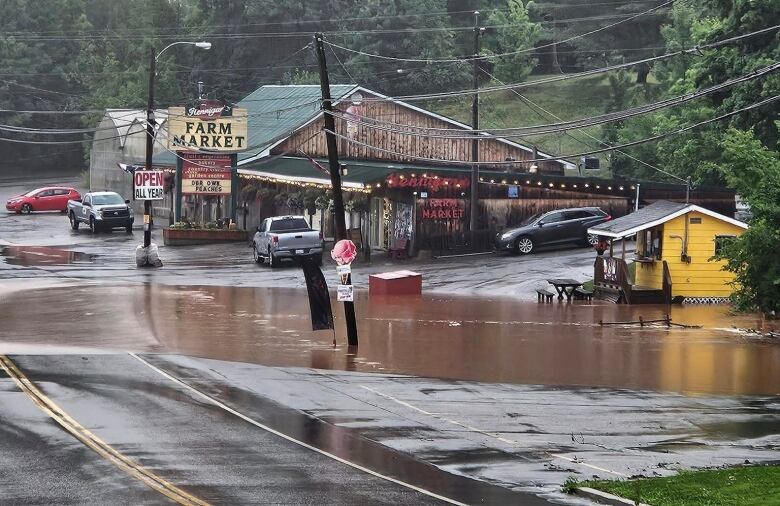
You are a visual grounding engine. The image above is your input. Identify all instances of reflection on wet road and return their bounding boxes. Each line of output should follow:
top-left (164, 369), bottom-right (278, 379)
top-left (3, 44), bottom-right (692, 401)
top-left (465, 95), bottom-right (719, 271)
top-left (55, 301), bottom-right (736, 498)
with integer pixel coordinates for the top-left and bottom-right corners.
top-left (1, 283), bottom-right (777, 395)
top-left (0, 245), bottom-right (96, 265)
top-left (1, 354), bottom-right (533, 505)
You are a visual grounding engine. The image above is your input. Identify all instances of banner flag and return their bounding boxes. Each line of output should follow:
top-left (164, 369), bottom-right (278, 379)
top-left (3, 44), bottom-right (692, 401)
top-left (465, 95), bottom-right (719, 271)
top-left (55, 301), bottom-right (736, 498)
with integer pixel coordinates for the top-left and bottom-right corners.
top-left (299, 256), bottom-right (334, 331)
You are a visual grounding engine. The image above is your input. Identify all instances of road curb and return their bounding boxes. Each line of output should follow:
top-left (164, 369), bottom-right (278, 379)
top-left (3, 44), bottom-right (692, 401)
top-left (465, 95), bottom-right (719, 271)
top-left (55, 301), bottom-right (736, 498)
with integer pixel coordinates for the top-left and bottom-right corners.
top-left (574, 487), bottom-right (651, 506)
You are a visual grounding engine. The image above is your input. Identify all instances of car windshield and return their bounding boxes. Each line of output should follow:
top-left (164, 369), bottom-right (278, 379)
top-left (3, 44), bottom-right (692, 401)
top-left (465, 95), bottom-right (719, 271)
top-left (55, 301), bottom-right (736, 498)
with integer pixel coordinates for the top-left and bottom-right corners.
top-left (91, 194), bottom-right (125, 205)
top-left (270, 218), bottom-right (310, 232)
top-left (520, 212), bottom-right (543, 225)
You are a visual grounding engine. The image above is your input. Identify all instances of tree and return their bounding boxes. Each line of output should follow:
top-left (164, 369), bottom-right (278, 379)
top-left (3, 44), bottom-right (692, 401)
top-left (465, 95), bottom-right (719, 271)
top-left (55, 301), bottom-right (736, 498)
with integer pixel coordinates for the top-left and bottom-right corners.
top-left (600, 0), bottom-right (779, 185)
top-left (482, 0), bottom-right (541, 83)
top-left (337, 0), bottom-right (469, 95)
top-left (714, 128), bottom-right (780, 315)
top-left (528, 0), bottom-right (671, 81)
top-left (0, 0), bottom-right (93, 173)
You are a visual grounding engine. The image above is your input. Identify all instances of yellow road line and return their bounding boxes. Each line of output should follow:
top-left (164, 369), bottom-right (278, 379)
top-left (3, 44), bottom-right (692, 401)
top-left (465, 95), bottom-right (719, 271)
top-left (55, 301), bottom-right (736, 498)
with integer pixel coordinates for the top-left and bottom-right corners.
top-left (0, 355), bottom-right (210, 506)
top-left (130, 353), bottom-right (470, 506)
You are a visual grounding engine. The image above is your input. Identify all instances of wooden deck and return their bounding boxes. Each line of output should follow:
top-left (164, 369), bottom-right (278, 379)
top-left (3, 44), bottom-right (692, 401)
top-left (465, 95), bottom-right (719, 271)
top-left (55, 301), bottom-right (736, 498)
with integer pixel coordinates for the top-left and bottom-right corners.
top-left (593, 256), bottom-right (670, 305)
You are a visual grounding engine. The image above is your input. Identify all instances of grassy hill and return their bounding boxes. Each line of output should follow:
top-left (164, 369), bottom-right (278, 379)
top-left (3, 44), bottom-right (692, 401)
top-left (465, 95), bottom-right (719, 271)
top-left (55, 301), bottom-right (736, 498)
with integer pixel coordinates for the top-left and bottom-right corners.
top-left (427, 73), bottom-right (660, 174)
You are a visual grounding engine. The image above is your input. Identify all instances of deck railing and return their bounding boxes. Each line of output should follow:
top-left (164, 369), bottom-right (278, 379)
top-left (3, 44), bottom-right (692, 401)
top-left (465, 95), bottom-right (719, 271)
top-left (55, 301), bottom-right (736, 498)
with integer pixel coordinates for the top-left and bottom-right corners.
top-left (594, 256), bottom-right (633, 303)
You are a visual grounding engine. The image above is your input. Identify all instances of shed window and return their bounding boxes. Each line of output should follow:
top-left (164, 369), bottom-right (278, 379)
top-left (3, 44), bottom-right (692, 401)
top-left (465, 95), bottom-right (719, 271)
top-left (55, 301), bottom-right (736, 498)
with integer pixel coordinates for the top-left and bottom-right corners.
top-left (639, 228), bottom-right (663, 260)
top-left (714, 235), bottom-right (736, 254)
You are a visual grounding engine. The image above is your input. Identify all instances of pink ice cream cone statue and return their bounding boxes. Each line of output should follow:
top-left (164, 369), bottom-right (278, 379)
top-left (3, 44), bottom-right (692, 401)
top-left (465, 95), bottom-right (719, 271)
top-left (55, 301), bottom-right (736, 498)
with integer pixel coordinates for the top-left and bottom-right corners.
top-left (331, 239), bottom-right (357, 265)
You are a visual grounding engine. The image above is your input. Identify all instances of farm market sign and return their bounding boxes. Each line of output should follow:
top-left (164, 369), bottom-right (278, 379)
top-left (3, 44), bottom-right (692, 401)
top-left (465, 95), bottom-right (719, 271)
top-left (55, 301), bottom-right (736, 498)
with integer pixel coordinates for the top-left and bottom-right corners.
top-left (181, 153), bottom-right (232, 195)
top-left (421, 199), bottom-right (465, 220)
top-left (168, 101), bottom-right (248, 152)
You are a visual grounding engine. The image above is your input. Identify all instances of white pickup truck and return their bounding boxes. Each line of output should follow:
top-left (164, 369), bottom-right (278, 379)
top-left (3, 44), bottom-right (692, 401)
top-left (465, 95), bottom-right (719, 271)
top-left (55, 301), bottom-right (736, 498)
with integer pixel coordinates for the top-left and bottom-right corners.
top-left (67, 191), bottom-right (134, 233)
top-left (252, 215), bottom-right (323, 267)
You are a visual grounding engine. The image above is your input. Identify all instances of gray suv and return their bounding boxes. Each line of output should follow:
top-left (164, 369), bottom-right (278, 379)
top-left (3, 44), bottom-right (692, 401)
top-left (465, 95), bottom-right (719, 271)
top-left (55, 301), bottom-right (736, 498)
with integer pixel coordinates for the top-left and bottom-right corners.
top-left (495, 207), bottom-right (611, 255)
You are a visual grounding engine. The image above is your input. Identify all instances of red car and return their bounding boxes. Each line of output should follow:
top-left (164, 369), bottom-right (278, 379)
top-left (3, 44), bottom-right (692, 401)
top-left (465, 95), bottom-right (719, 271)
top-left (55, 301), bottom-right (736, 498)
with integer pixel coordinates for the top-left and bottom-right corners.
top-left (6, 186), bottom-right (81, 214)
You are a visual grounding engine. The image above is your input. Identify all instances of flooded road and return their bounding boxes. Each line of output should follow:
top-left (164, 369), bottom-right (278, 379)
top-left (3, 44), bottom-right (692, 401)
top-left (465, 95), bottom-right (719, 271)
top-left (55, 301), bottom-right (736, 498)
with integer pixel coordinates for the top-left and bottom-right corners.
top-left (2, 283), bottom-right (777, 396)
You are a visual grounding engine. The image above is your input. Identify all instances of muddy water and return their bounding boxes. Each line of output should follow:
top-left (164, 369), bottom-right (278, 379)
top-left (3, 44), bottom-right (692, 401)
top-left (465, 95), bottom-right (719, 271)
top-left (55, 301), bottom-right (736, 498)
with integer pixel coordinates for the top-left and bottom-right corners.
top-left (0, 246), bottom-right (95, 265)
top-left (1, 284), bottom-right (778, 395)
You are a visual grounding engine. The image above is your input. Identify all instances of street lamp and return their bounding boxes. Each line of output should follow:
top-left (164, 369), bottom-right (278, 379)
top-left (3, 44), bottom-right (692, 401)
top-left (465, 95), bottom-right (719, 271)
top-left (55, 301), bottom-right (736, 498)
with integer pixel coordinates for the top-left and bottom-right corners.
top-left (139, 41), bottom-right (210, 267)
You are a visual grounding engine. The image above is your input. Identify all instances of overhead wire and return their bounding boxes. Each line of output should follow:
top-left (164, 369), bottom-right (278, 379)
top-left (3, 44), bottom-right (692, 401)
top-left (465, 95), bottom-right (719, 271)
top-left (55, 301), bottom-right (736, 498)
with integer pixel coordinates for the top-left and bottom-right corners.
top-left (480, 68), bottom-right (688, 183)
top-left (323, 61), bottom-right (780, 138)
top-left (321, 95), bottom-right (779, 166)
top-left (323, 0), bottom-right (675, 64)
top-left (323, 24), bottom-right (780, 103)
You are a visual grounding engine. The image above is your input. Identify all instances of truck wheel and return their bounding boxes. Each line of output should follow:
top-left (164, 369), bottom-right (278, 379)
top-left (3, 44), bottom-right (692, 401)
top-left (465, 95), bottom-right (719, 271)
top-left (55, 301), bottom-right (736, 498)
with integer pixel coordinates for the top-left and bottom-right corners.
top-left (21, 204), bottom-right (32, 214)
top-left (125, 223), bottom-right (133, 234)
top-left (313, 253), bottom-right (323, 266)
top-left (89, 216), bottom-right (98, 234)
top-left (69, 212), bottom-right (79, 230)
top-left (252, 245), bottom-right (263, 264)
top-left (268, 248), bottom-right (278, 268)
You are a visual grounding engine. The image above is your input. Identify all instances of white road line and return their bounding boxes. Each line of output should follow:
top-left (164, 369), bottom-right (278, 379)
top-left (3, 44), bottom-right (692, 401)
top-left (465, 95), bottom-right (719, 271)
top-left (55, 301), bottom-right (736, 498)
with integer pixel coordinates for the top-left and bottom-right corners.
top-left (129, 353), bottom-right (469, 506)
top-left (360, 385), bottom-right (628, 477)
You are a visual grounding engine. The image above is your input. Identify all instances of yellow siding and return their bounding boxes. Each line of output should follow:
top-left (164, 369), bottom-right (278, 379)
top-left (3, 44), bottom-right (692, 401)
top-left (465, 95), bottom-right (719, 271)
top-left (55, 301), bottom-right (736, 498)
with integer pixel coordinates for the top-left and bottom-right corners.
top-left (633, 211), bottom-right (744, 297)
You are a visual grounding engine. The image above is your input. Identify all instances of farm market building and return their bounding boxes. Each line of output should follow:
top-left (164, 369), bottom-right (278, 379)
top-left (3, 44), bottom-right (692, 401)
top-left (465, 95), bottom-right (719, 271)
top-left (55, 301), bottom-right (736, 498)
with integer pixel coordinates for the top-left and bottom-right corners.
top-left (88, 85), bottom-right (736, 255)
top-left (233, 84), bottom-right (734, 255)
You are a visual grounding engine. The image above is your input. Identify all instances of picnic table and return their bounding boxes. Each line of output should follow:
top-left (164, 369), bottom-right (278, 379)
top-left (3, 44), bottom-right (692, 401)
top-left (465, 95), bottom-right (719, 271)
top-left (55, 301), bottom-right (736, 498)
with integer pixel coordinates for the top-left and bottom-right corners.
top-left (546, 278), bottom-right (583, 301)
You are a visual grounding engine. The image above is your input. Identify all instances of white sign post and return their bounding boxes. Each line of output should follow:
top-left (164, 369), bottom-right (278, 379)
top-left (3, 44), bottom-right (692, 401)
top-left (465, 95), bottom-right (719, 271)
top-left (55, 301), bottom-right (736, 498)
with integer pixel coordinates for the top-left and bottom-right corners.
top-left (133, 170), bottom-right (165, 201)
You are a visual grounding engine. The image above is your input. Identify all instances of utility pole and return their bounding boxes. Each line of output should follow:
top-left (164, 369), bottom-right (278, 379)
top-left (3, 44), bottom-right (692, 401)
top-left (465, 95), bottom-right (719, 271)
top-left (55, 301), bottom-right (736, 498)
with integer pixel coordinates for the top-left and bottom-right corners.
top-left (314, 33), bottom-right (359, 347)
top-left (685, 176), bottom-right (691, 204)
top-left (470, 11), bottom-right (481, 237)
top-left (144, 46), bottom-right (156, 251)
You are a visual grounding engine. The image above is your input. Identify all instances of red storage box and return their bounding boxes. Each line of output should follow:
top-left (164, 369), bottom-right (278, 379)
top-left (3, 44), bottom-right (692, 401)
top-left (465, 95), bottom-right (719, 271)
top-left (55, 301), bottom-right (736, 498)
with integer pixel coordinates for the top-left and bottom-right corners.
top-left (369, 270), bottom-right (422, 295)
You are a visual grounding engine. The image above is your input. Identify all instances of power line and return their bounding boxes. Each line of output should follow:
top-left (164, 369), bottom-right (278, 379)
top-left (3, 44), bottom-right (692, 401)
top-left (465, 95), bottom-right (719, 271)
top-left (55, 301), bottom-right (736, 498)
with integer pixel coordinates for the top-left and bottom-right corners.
top-left (321, 95), bottom-right (779, 166)
top-left (0, 8), bottom-right (516, 37)
top-left (481, 68), bottom-right (687, 182)
top-left (323, 24), bottom-right (780, 103)
top-left (324, 0), bottom-right (674, 64)
top-left (325, 61), bottom-right (779, 135)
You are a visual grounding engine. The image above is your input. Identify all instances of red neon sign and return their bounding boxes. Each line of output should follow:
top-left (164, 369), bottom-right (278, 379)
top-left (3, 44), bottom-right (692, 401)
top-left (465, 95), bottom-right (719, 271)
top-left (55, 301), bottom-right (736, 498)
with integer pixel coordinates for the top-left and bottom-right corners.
top-left (386, 173), bottom-right (470, 192)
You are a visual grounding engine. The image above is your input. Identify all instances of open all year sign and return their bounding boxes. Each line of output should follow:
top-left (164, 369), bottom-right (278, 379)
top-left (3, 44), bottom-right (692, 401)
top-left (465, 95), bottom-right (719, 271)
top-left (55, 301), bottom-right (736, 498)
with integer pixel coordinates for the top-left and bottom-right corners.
top-left (181, 153), bottom-right (232, 195)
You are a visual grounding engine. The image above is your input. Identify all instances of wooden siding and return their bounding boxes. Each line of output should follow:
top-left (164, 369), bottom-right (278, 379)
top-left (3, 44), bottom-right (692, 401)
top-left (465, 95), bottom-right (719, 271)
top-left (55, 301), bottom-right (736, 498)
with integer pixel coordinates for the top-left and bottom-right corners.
top-left (272, 91), bottom-right (565, 174)
top-left (478, 198), bottom-right (629, 229)
top-left (634, 211), bottom-right (745, 297)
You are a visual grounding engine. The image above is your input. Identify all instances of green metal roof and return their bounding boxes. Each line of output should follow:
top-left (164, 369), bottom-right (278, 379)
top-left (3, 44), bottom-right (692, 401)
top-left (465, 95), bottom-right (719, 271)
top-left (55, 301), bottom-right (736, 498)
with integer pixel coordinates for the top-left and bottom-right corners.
top-left (236, 84), bottom-right (356, 162)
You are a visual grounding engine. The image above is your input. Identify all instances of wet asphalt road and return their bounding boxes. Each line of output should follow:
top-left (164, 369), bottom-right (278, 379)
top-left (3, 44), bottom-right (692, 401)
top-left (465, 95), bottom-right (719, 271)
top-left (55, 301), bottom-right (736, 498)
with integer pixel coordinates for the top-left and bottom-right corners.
top-left (2, 175), bottom-right (779, 505)
top-left (1, 354), bottom-right (544, 505)
top-left (0, 366), bottom-right (163, 505)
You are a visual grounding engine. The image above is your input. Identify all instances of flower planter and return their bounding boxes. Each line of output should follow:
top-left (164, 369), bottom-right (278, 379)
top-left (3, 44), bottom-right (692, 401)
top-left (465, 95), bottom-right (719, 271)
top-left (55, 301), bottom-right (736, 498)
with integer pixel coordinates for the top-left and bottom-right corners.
top-left (163, 227), bottom-right (249, 246)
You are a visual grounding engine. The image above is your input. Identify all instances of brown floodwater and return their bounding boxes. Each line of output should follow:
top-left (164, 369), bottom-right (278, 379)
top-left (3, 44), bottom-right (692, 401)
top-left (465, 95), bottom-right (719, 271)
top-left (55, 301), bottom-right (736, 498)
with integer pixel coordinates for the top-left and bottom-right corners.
top-left (0, 246), bottom-right (95, 266)
top-left (1, 283), bottom-right (778, 396)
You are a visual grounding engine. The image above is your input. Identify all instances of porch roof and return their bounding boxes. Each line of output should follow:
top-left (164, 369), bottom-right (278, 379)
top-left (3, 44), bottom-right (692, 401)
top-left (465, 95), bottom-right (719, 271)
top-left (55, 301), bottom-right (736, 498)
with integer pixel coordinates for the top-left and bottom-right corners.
top-left (588, 200), bottom-right (748, 238)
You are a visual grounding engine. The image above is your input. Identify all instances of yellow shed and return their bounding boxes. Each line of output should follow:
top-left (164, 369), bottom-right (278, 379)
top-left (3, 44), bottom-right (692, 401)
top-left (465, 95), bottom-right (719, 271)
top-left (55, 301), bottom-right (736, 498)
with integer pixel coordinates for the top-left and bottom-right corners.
top-left (588, 200), bottom-right (748, 303)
